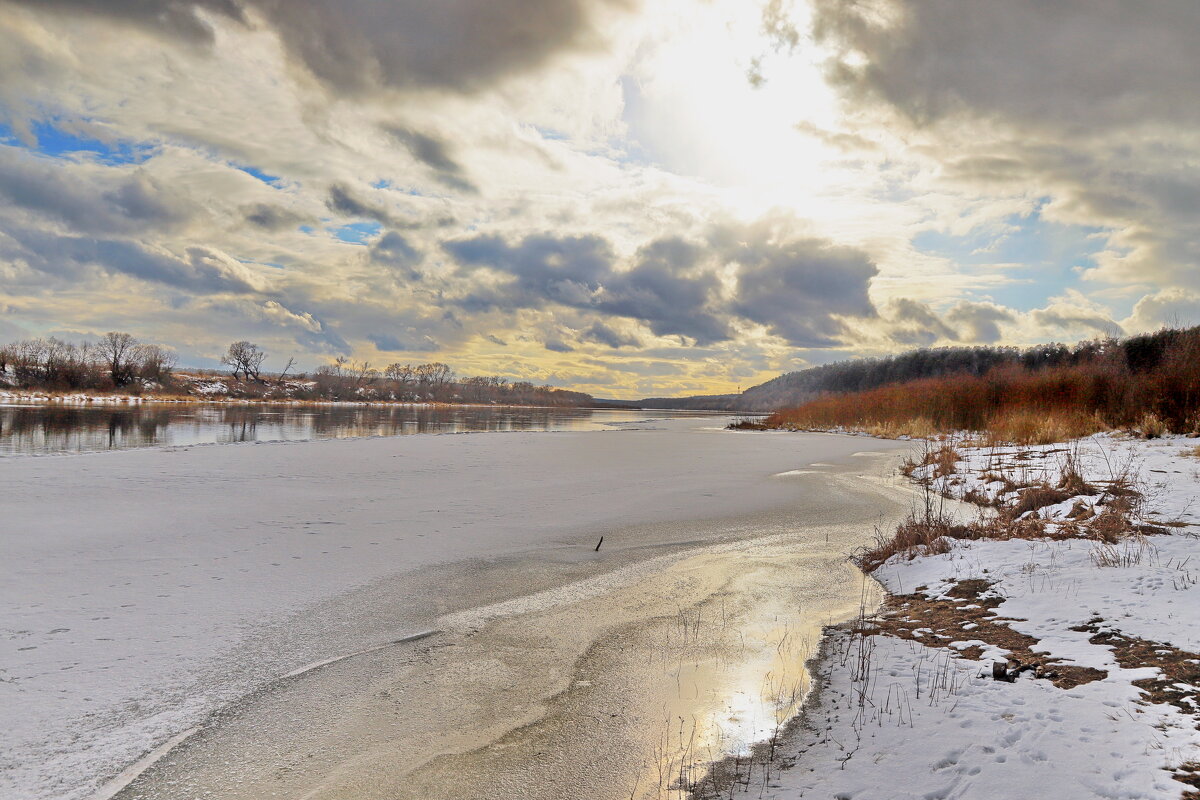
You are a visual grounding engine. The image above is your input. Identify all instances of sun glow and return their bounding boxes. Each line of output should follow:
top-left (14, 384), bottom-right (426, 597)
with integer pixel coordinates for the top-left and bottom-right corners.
top-left (622, 0), bottom-right (847, 219)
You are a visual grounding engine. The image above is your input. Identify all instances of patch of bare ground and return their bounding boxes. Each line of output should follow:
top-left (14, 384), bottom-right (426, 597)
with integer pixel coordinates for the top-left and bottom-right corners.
top-left (1069, 618), bottom-right (1200, 793)
top-left (861, 579), bottom-right (1107, 690)
top-left (1174, 762), bottom-right (1200, 800)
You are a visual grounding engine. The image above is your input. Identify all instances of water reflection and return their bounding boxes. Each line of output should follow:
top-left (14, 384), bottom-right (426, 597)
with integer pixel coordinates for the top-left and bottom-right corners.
top-left (0, 404), bottom-right (715, 456)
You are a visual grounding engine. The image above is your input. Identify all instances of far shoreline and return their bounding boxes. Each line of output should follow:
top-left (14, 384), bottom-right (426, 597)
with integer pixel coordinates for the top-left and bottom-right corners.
top-left (0, 391), bottom-right (717, 412)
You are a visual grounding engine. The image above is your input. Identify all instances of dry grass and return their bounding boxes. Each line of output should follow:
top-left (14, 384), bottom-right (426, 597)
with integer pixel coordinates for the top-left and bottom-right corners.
top-left (1138, 412), bottom-right (1169, 439)
top-left (854, 492), bottom-right (1060, 573)
top-left (983, 409), bottom-right (1108, 446)
top-left (900, 442), bottom-right (961, 479)
top-left (863, 449), bottom-right (1149, 571)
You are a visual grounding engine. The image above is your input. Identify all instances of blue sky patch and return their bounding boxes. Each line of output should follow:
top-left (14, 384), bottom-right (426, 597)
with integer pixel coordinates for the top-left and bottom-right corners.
top-left (233, 163), bottom-right (281, 186)
top-left (2, 119), bottom-right (155, 165)
top-left (913, 203), bottom-right (1109, 310)
top-left (331, 221), bottom-right (382, 244)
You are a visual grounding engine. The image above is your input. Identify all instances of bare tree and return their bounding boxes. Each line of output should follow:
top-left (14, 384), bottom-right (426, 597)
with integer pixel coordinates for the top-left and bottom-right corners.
top-left (275, 356), bottom-right (297, 385)
top-left (96, 332), bottom-right (139, 385)
top-left (384, 362), bottom-right (414, 384)
top-left (221, 341), bottom-right (267, 381)
top-left (351, 361), bottom-right (378, 387)
top-left (135, 344), bottom-right (177, 383)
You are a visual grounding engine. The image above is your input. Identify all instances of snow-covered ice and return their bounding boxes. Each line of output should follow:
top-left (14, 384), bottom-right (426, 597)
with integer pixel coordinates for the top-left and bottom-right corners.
top-left (0, 418), bottom-right (907, 800)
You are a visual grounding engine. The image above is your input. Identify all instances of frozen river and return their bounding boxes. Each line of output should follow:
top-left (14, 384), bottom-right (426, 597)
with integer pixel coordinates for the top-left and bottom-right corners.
top-left (0, 416), bottom-right (912, 800)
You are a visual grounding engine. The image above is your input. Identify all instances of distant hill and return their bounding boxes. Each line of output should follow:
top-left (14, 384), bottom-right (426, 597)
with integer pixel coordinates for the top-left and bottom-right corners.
top-left (614, 328), bottom-right (1200, 413)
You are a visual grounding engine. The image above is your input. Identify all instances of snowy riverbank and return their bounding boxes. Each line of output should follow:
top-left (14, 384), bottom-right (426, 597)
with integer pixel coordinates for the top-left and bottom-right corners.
top-left (736, 433), bottom-right (1200, 799)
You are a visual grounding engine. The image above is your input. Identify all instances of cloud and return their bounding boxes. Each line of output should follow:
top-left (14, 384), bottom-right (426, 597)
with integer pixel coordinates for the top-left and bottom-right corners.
top-left (945, 301), bottom-right (1014, 343)
top-left (6, 0), bottom-right (248, 44)
top-left (811, 0), bottom-right (1200, 296)
top-left (885, 297), bottom-right (956, 346)
top-left (7, 1), bottom-right (632, 95)
top-left (385, 126), bottom-right (476, 193)
top-left (729, 232), bottom-right (878, 347)
top-left (581, 320), bottom-right (640, 348)
top-left (242, 202), bottom-right (307, 231)
top-left (367, 331), bottom-right (437, 352)
top-left (327, 184), bottom-right (394, 224)
top-left (597, 237), bottom-right (726, 344)
top-left (1124, 288), bottom-right (1200, 332)
top-left (1030, 307), bottom-right (1122, 338)
top-left (242, 0), bottom-right (628, 95)
top-left (0, 148), bottom-right (190, 235)
top-left (444, 223), bottom-right (880, 348)
top-left (369, 230), bottom-right (422, 273)
top-left (812, 1), bottom-right (1200, 133)
top-left (2, 224), bottom-right (259, 294)
top-left (444, 232), bottom-right (612, 310)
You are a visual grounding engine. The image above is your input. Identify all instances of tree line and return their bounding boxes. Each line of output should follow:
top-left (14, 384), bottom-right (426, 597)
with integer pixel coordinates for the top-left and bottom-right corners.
top-left (0, 332), bottom-right (176, 390)
top-left (734, 329), bottom-right (1200, 412)
top-left (765, 325), bottom-right (1200, 437)
top-left (0, 334), bottom-right (594, 406)
top-left (307, 354), bottom-right (591, 405)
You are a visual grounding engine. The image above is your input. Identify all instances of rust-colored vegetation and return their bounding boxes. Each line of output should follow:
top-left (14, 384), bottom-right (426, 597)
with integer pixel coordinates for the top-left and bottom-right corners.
top-left (766, 326), bottom-right (1200, 444)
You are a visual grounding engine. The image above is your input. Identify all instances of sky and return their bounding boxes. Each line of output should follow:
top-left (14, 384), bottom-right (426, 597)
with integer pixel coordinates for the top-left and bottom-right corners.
top-left (0, 0), bottom-right (1197, 399)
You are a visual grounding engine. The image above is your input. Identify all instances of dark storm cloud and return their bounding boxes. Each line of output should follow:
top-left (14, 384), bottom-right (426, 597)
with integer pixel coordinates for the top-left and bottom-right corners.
top-left (812, 0), bottom-right (1200, 132)
top-left (730, 236), bottom-right (878, 348)
top-left (443, 232), bottom-right (729, 344)
top-left (386, 126), bottom-right (476, 193)
top-left (598, 241), bottom-right (727, 344)
top-left (444, 225), bottom-right (879, 348)
top-left (445, 233), bottom-right (612, 311)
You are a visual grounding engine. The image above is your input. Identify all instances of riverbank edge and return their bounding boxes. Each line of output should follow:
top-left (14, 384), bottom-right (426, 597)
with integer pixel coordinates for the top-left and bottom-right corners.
top-left (693, 429), bottom-right (1200, 799)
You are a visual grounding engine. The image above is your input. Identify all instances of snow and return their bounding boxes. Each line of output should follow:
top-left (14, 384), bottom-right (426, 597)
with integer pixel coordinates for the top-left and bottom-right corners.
top-left (0, 418), bottom-right (906, 800)
top-left (768, 630), bottom-right (1192, 800)
top-left (747, 434), bottom-right (1200, 799)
